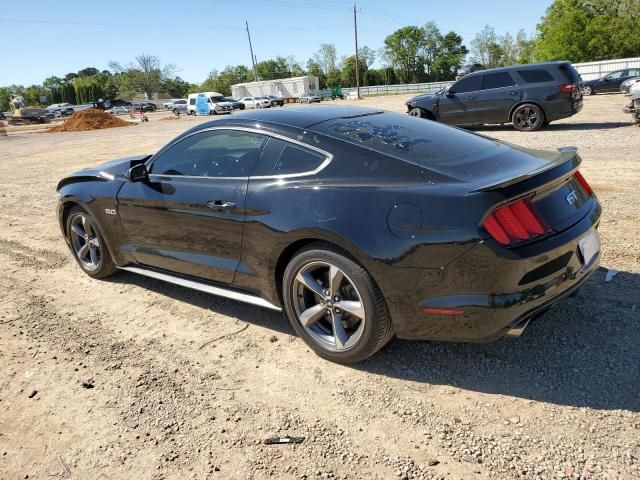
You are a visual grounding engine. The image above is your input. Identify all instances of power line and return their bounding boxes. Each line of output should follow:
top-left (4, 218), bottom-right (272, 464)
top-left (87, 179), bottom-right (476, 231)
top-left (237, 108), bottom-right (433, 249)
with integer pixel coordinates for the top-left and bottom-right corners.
top-left (0, 18), bottom-right (351, 31)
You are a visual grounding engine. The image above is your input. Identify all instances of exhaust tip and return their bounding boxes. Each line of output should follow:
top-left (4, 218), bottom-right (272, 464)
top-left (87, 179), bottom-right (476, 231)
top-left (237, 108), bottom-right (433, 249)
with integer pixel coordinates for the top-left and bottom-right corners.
top-left (505, 318), bottom-right (530, 338)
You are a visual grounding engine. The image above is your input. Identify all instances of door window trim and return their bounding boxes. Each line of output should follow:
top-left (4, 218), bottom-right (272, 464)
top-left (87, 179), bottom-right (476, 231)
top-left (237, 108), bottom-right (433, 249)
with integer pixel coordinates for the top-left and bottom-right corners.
top-left (146, 126), bottom-right (333, 181)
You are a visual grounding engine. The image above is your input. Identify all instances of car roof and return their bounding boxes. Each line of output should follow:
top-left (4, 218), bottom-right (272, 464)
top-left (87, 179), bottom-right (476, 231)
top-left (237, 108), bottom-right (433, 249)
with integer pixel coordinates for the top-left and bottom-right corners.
top-left (462, 61), bottom-right (572, 78)
top-left (196, 105), bottom-right (384, 130)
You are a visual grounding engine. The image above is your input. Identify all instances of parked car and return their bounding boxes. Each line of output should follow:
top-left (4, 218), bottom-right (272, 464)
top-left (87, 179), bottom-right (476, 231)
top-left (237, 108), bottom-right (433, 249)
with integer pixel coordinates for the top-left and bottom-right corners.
top-left (224, 97), bottom-right (245, 110)
top-left (300, 93), bottom-right (321, 103)
top-left (106, 106), bottom-right (130, 115)
top-left (56, 106), bottom-right (601, 363)
top-left (256, 96), bottom-right (273, 107)
top-left (164, 99), bottom-right (187, 110)
top-left (582, 68), bottom-right (640, 95)
top-left (172, 103), bottom-right (188, 116)
top-left (47, 109), bottom-right (62, 118)
top-left (239, 96), bottom-right (271, 109)
top-left (266, 95), bottom-right (284, 107)
top-left (59, 107), bottom-right (75, 117)
top-left (406, 61), bottom-right (583, 131)
top-left (131, 103), bottom-right (156, 113)
top-left (620, 77), bottom-right (640, 95)
top-left (0, 111), bottom-right (5, 120)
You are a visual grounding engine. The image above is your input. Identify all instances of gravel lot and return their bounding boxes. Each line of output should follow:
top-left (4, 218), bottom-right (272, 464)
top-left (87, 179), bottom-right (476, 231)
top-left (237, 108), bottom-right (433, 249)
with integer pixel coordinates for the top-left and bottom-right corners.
top-left (0, 94), bottom-right (638, 480)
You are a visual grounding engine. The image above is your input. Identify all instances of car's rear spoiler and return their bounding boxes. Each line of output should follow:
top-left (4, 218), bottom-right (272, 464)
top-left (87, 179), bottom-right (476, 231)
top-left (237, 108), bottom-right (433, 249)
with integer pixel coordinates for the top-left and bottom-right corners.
top-left (470, 147), bottom-right (579, 193)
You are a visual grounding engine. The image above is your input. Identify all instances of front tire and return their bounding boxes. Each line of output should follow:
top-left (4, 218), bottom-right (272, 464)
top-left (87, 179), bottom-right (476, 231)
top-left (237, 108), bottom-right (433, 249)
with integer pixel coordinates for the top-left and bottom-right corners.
top-left (582, 86), bottom-right (594, 96)
top-left (66, 207), bottom-right (116, 279)
top-left (283, 244), bottom-right (393, 364)
top-left (512, 103), bottom-right (544, 131)
top-left (409, 107), bottom-right (427, 118)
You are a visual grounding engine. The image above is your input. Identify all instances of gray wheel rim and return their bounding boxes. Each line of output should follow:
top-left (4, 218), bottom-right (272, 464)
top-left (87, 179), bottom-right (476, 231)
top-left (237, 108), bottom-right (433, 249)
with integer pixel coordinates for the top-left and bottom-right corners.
top-left (292, 261), bottom-right (366, 352)
top-left (409, 108), bottom-right (422, 117)
top-left (69, 213), bottom-right (101, 271)
top-left (583, 86), bottom-right (592, 95)
top-left (515, 107), bottom-right (540, 130)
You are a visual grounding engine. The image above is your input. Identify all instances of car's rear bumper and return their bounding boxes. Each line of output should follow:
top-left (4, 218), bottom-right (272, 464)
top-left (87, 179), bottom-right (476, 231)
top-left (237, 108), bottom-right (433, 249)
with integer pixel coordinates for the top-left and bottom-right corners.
top-left (385, 201), bottom-right (601, 342)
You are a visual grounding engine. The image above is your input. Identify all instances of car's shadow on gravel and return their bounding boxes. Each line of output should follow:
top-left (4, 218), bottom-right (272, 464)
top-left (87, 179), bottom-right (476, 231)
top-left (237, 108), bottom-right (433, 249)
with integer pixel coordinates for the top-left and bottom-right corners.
top-left (467, 122), bottom-right (629, 132)
top-left (106, 271), bottom-right (294, 336)
top-left (357, 267), bottom-right (640, 412)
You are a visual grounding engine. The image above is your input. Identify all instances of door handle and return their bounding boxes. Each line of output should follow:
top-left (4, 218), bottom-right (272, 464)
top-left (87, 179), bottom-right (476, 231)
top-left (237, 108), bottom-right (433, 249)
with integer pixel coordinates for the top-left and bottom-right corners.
top-left (206, 200), bottom-right (236, 210)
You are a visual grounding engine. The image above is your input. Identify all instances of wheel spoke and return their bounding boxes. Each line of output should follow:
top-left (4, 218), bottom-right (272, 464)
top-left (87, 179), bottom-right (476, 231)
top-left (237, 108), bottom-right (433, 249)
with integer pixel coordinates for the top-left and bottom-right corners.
top-left (299, 303), bottom-right (326, 327)
top-left (71, 223), bottom-right (85, 237)
top-left (329, 265), bottom-right (344, 297)
top-left (332, 313), bottom-right (349, 349)
top-left (296, 271), bottom-right (325, 298)
top-left (77, 243), bottom-right (90, 259)
top-left (89, 247), bottom-right (99, 266)
top-left (337, 300), bottom-right (365, 320)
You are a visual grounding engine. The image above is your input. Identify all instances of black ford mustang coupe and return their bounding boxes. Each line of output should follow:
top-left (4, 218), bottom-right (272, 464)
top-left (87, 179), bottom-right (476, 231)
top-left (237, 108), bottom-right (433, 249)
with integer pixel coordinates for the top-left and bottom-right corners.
top-left (57, 106), bottom-right (601, 363)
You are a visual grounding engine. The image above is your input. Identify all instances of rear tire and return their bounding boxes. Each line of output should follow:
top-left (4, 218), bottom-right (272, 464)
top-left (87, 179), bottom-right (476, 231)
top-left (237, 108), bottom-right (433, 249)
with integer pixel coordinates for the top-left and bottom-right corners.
top-left (66, 206), bottom-right (116, 279)
top-left (583, 86), bottom-right (594, 96)
top-left (512, 103), bottom-right (544, 131)
top-left (282, 244), bottom-right (393, 364)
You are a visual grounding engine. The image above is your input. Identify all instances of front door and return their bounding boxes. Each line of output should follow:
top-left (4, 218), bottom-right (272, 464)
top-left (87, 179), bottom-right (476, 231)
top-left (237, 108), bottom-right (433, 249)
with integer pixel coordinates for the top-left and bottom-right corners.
top-left (438, 74), bottom-right (482, 125)
top-left (117, 129), bottom-right (268, 284)
top-left (474, 71), bottom-right (521, 124)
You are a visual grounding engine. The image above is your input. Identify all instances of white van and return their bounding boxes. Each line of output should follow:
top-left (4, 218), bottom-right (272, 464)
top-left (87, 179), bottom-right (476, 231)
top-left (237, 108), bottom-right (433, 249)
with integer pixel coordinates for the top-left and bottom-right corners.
top-left (187, 92), bottom-right (234, 115)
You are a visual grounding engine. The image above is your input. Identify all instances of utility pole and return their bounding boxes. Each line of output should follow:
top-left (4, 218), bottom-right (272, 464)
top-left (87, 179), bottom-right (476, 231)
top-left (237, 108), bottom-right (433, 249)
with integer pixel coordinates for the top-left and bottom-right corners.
top-left (353, 3), bottom-right (360, 99)
top-left (246, 21), bottom-right (258, 81)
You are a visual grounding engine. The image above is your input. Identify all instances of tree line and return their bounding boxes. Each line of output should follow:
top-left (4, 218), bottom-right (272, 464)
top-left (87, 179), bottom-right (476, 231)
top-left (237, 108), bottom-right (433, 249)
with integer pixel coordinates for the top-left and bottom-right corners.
top-left (2, 0), bottom-right (638, 110)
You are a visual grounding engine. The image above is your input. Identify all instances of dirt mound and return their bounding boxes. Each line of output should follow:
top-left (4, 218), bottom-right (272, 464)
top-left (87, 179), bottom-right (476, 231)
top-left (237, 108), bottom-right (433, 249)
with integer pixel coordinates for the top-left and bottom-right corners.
top-left (50, 109), bottom-right (134, 132)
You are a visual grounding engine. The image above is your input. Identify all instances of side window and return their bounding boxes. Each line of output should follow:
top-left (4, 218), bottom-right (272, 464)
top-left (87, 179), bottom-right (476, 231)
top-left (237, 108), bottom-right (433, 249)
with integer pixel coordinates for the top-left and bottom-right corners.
top-left (251, 137), bottom-right (327, 176)
top-left (606, 70), bottom-right (624, 80)
top-left (189, 98), bottom-right (196, 105)
top-left (627, 68), bottom-right (640, 77)
top-left (517, 69), bottom-right (554, 83)
top-left (149, 130), bottom-right (267, 178)
top-left (451, 75), bottom-right (482, 94)
top-left (482, 72), bottom-right (516, 89)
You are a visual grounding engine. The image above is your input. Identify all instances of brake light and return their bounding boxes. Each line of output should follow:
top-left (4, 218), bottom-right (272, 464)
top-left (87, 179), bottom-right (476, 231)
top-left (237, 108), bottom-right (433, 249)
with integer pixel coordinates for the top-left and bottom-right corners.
top-left (560, 83), bottom-right (577, 94)
top-left (483, 198), bottom-right (551, 246)
top-left (574, 170), bottom-right (593, 196)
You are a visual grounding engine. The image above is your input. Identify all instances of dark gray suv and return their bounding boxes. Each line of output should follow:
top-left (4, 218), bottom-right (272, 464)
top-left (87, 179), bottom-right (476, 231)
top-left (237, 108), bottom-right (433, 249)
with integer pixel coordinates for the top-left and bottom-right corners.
top-left (406, 61), bottom-right (583, 131)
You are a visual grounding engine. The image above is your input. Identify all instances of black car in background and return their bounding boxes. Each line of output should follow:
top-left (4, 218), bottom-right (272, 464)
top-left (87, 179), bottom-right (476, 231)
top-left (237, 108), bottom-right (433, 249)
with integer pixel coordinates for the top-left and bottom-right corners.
top-left (267, 95), bottom-right (285, 107)
top-left (582, 68), bottom-right (640, 95)
top-left (224, 97), bottom-right (245, 110)
top-left (406, 61), bottom-right (583, 131)
top-left (56, 106), bottom-right (600, 363)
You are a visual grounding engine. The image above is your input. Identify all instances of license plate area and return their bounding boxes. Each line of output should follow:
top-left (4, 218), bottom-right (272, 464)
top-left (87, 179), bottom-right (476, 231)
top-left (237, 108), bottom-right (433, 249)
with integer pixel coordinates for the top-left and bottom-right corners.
top-left (578, 229), bottom-right (599, 266)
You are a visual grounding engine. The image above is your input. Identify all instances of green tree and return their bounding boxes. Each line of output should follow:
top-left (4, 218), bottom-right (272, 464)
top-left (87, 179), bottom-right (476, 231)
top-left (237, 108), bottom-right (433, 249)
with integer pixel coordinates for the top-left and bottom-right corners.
top-left (431, 32), bottom-right (468, 80)
top-left (306, 59), bottom-right (326, 88)
top-left (535, 0), bottom-right (640, 62)
top-left (471, 25), bottom-right (504, 68)
top-left (383, 26), bottom-right (427, 83)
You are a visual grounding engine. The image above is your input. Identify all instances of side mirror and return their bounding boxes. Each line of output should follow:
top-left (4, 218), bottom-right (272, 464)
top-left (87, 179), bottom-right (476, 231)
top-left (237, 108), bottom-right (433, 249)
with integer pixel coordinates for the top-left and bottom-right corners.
top-left (127, 163), bottom-right (149, 183)
top-left (446, 89), bottom-right (456, 96)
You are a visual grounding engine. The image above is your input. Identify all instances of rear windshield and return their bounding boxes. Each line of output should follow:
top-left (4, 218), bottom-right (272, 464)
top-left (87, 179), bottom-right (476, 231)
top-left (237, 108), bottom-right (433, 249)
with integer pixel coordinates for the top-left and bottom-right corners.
top-left (312, 111), bottom-right (504, 166)
top-left (558, 64), bottom-right (582, 83)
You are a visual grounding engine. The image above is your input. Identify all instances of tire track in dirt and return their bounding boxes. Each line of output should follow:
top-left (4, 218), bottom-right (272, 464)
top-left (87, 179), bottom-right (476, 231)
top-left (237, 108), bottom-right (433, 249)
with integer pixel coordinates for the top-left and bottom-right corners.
top-left (0, 238), bottom-right (68, 270)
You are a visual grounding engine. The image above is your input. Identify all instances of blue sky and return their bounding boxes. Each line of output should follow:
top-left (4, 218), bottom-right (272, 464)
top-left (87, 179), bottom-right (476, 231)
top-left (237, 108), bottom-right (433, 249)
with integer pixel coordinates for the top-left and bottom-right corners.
top-left (2, 0), bottom-right (553, 86)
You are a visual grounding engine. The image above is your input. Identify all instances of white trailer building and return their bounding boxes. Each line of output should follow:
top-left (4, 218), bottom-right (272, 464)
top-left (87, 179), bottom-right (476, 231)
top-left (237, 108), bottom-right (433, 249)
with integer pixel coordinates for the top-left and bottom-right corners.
top-left (231, 76), bottom-right (319, 100)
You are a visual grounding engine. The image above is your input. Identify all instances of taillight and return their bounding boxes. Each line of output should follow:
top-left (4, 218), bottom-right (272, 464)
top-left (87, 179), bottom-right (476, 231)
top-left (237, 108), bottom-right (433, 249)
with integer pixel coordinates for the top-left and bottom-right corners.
top-left (560, 83), bottom-right (577, 94)
top-left (483, 198), bottom-right (551, 246)
top-left (574, 170), bottom-right (593, 196)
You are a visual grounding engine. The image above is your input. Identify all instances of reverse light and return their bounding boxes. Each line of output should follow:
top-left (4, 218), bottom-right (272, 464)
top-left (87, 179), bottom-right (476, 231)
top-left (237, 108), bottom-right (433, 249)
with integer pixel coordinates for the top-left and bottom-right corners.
top-left (483, 198), bottom-right (550, 246)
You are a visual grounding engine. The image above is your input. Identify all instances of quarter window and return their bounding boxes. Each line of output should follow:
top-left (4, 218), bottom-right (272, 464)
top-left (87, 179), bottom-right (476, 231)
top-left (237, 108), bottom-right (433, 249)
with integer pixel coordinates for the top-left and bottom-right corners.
top-left (627, 68), bottom-right (640, 77)
top-left (451, 75), bottom-right (482, 94)
top-left (149, 130), bottom-right (267, 177)
top-left (482, 72), bottom-right (516, 89)
top-left (251, 137), bottom-right (326, 176)
top-left (517, 69), bottom-right (554, 83)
